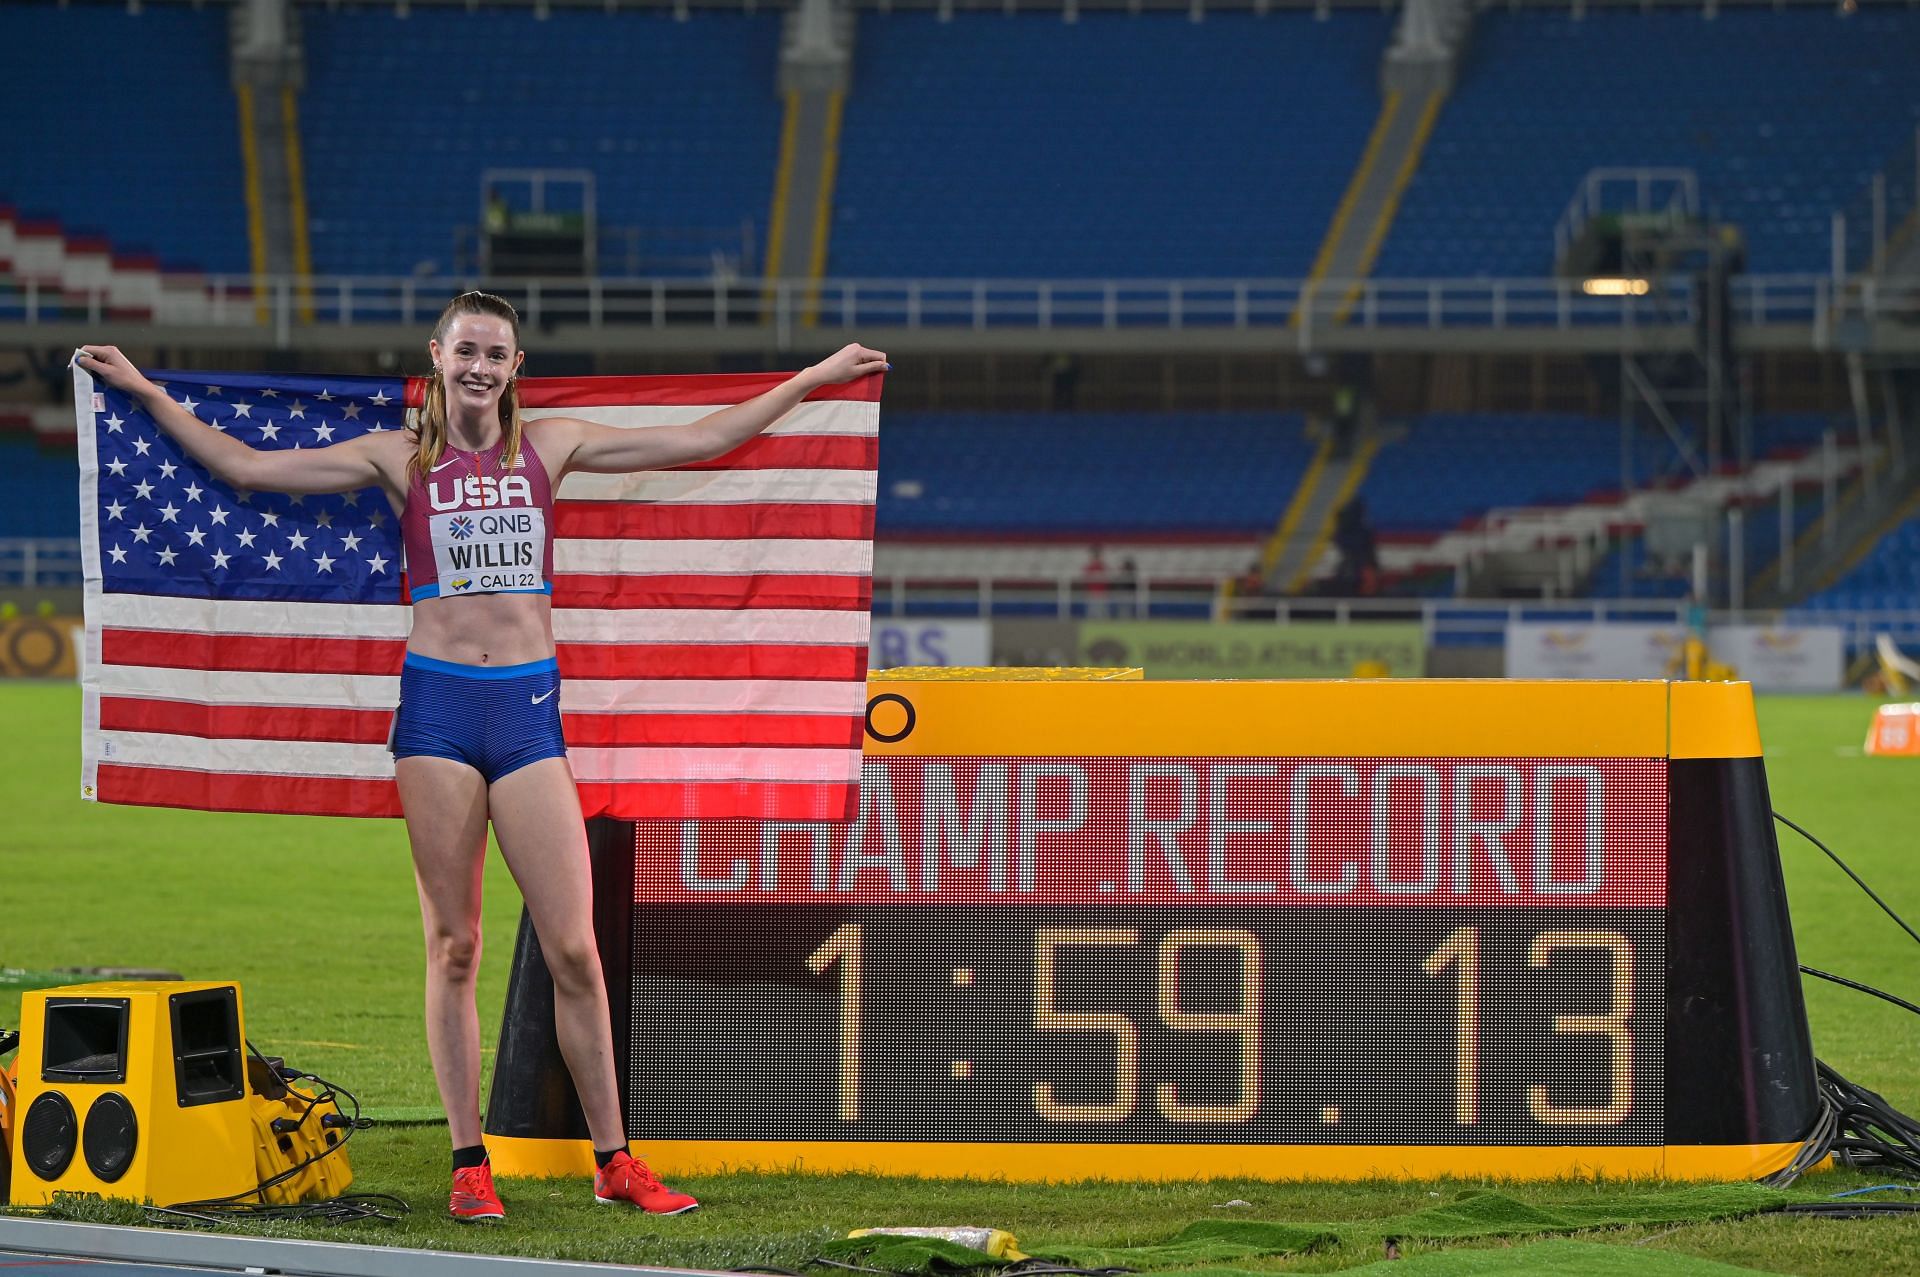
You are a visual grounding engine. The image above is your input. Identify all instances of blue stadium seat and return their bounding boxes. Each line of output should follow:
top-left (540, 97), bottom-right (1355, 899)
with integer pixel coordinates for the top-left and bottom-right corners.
top-left (1377, 10), bottom-right (1920, 277)
top-left (299, 9), bottom-right (784, 276)
top-left (877, 412), bottom-right (1312, 534)
top-left (0, 4), bottom-right (247, 272)
top-left (0, 441), bottom-right (80, 539)
top-left (830, 11), bottom-right (1393, 279)
top-left (1804, 514), bottom-right (1920, 611)
top-left (1362, 414), bottom-right (1632, 534)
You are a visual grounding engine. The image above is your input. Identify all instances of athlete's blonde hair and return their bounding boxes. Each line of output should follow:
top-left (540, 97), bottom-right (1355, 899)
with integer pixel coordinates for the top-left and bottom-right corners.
top-left (410, 291), bottom-right (524, 478)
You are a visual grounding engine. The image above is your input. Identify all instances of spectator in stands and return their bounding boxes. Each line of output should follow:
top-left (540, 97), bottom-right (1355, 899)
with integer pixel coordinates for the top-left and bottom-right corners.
top-left (1048, 354), bottom-right (1081, 410)
top-left (1330, 383), bottom-right (1359, 460)
top-left (1236, 559), bottom-right (1277, 620)
top-left (1083, 545), bottom-right (1111, 617)
top-left (1113, 555), bottom-right (1139, 618)
top-left (484, 185), bottom-right (511, 236)
top-left (1331, 497), bottom-right (1379, 596)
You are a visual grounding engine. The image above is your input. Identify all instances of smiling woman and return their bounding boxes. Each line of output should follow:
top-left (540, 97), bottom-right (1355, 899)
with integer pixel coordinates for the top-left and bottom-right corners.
top-left (73, 293), bottom-right (887, 1224)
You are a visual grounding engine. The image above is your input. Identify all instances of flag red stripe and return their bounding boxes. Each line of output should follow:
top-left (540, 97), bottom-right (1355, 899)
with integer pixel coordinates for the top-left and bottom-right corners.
top-left (99, 696), bottom-right (862, 749)
top-left (102, 629), bottom-right (404, 675)
top-left (665, 434), bottom-right (876, 473)
top-left (410, 372), bottom-right (885, 410)
top-left (560, 643), bottom-right (868, 682)
top-left (552, 573), bottom-right (872, 611)
top-left (579, 780), bottom-right (858, 822)
top-left (98, 763), bottom-right (854, 822)
top-left (100, 696), bottom-right (393, 744)
top-left (102, 630), bottom-right (866, 679)
top-left (552, 502), bottom-right (873, 541)
top-left (521, 372), bottom-right (884, 409)
top-left (96, 763), bottom-right (403, 817)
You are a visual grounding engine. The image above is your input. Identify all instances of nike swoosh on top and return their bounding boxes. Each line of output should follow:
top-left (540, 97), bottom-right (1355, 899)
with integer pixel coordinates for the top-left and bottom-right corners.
top-left (430, 458), bottom-right (459, 472)
top-left (531, 688), bottom-right (556, 704)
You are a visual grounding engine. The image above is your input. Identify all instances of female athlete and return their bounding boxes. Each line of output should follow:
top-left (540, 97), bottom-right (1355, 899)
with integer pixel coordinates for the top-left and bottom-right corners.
top-left (78, 291), bottom-right (887, 1221)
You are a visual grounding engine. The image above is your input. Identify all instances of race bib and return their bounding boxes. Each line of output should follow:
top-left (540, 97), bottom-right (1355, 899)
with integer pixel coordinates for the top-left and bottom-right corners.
top-left (430, 507), bottom-right (548, 596)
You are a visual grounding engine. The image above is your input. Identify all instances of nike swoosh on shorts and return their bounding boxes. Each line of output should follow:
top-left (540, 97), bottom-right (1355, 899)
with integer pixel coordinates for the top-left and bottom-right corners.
top-left (531, 688), bottom-right (556, 704)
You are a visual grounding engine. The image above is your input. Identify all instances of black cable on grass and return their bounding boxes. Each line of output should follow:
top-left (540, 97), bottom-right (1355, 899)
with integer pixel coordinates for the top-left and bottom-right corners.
top-left (146, 1194), bottom-right (409, 1227)
top-left (147, 1040), bottom-right (382, 1225)
top-left (1800, 966), bottom-right (1920, 1018)
top-left (1756, 813), bottom-right (1920, 1191)
top-left (1774, 811), bottom-right (1920, 947)
top-left (1774, 1201), bottom-right (1920, 1219)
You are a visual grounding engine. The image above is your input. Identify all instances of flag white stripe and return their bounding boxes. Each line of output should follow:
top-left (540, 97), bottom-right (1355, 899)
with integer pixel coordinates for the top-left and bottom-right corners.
top-left (555, 537), bottom-right (872, 576)
top-left (558, 468), bottom-right (876, 505)
top-left (522, 400), bottom-right (877, 437)
top-left (92, 665), bottom-right (866, 714)
top-left (94, 593), bottom-right (870, 645)
top-left (97, 732), bottom-right (860, 783)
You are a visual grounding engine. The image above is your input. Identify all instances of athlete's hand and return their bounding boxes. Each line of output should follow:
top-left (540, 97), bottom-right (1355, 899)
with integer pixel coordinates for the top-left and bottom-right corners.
top-left (74, 346), bottom-right (157, 400)
top-left (807, 343), bottom-right (889, 386)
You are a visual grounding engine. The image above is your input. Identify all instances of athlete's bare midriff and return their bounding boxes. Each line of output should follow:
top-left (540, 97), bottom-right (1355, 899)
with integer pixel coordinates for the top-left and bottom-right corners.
top-left (406, 590), bottom-right (556, 666)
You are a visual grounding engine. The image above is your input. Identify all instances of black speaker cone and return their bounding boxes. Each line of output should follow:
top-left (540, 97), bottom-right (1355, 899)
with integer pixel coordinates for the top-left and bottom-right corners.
top-left (22, 1092), bottom-right (78, 1180)
top-left (83, 1091), bottom-right (139, 1182)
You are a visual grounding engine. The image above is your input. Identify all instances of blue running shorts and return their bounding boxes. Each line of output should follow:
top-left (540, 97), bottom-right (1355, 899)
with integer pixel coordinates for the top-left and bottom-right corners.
top-left (390, 652), bottom-right (568, 783)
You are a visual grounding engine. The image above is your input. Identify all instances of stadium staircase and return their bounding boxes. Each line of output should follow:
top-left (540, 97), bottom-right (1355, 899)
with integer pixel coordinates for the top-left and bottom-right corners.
top-left (1295, 0), bottom-right (1468, 318)
top-left (764, 0), bottom-right (852, 294)
top-left (1258, 420), bottom-right (1386, 595)
top-left (229, 0), bottom-right (313, 292)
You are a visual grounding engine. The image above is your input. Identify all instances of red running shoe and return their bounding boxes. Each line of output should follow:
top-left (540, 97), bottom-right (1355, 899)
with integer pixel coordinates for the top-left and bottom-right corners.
top-left (449, 1161), bottom-right (505, 1223)
top-left (593, 1150), bottom-right (699, 1215)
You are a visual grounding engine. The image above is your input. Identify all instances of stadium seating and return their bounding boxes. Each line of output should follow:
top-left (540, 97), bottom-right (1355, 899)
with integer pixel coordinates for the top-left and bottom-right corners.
top-left (876, 411), bottom-right (1313, 534)
top-left (1801, 513), bottom-right (1920, 612)
top-left (299, 8), bottom-right (784, 276)
top-left (1377, 9), bottom-right (1920, 278)
top-left (1362, 414), bottom-right (1635, 535)
top-left (830, 11), bottom-right (1393, 279)
top-left (0, 4), bottom-right (248, 274)
top-left (0, 440), bottom-right (79, 539)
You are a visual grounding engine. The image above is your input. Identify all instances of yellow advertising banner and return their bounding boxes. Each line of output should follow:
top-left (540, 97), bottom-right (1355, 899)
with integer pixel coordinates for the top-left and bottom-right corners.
top-left (0, 616), bottom-right (80, 678)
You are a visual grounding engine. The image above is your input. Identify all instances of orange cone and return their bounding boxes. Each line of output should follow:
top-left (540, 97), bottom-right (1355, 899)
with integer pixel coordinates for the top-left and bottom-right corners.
top-left (1865, 703), bottom-right (1920, 756)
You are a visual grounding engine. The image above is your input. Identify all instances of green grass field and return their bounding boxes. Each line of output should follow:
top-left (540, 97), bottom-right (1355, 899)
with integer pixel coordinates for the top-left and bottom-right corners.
top-left (5, 682), bottom-right (1920, 1274)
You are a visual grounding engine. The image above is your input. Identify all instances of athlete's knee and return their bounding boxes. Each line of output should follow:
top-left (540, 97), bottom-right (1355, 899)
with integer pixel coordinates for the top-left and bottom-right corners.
top-left (543, 934), bottom-right (603, 996)
top-left (426, 926), bottom-right (482, 983)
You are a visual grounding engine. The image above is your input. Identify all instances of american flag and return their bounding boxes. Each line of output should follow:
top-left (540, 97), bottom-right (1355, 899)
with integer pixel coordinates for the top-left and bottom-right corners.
top-left (74, 364), bottom-right (880, 821)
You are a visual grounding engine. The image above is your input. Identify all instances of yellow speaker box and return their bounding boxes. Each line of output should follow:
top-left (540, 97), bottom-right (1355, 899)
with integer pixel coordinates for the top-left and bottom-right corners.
top-left (9, 982), bottom-right (256, 1207)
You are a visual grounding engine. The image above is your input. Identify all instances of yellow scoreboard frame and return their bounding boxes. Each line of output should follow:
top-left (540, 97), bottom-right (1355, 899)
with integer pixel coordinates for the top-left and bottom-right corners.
top-left (485, 678), bottom-right (1817, 1183)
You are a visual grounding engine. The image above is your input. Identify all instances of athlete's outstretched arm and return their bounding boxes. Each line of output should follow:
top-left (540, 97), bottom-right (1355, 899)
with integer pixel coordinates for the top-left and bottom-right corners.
top-left (553, 342), bottom-right (887, 477)
top-left (75, 345), bottom-right (396, 497)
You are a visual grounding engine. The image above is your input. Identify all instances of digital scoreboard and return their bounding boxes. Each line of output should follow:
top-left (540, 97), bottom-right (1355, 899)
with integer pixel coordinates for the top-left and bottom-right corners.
top-left (485, 679), bottom-right (1820, 1182)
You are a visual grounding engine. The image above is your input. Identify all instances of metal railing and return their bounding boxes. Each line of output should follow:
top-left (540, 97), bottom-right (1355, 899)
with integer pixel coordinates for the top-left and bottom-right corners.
top-left (0, 539), bottom-right (83, 591)
top-left (7, 537), bottom-right (1912, 655)
top-left (11, 271), bottom-right (1910, 344)
top-left (119, 0), bottom-right (1920, 12)
top-left (1553, 167), bottom-right (1700, 265)
top-left (1840, 124), bottom-right (1920, 278)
